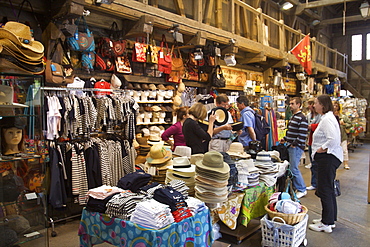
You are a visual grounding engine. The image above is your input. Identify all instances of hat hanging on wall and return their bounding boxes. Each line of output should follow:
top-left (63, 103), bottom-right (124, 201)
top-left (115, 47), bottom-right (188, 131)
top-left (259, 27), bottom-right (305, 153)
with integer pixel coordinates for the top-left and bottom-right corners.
top-left (209, 107), bottom-right (228, 125)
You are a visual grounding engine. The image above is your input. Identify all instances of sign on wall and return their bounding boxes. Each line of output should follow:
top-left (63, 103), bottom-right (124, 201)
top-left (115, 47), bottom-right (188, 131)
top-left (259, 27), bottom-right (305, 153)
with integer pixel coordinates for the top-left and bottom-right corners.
top-left (221, 67), bottom-right (248, 87)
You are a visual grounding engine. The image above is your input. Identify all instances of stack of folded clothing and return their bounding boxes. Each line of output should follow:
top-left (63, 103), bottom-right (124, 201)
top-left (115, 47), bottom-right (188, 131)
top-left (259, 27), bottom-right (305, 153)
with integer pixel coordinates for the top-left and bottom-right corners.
top-left (167, 179), bottom-right (189, 199)
top-left (194, 151), bottom-right (230, 204)
top-left (130, 199), bottom-right (174, 229)
top-left (185, 197), bottom-right (207, 215)
top-left (105, 191), bottom-right (146, 220)
top-left (86, 185), bottom-right (125, 213)
top-left (117, 170), bottom-right (152, 192)
top-left (153, 187), bottom-right (192, 223)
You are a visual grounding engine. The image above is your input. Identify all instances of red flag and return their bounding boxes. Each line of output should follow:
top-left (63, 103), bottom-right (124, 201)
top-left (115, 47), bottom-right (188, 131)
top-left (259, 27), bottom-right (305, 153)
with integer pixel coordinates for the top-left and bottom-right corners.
top-left (290, 35), bottom-right (312, 75)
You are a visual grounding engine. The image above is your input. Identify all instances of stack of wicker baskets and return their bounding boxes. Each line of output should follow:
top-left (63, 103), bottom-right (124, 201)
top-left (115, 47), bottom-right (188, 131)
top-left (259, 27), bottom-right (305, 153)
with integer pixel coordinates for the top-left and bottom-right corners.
top-left (264, 204), bottom-right (308, 225)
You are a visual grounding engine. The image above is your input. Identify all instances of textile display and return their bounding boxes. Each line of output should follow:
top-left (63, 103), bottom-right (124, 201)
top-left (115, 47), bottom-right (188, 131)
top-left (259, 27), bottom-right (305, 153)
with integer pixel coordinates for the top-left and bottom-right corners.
top-left (216, 192), bottom-right (245, 230)
top-left (78, 207), bottom-right (214, 247)
top-left (240, 182), bottom-right (274, 227)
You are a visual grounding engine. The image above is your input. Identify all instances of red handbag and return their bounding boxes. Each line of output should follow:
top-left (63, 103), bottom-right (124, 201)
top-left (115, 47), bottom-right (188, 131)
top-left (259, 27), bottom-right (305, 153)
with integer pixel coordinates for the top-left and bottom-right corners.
top-left (158, 35), bottom-right (172, 74)
top-left (132, 37), bottom-right (147, 63)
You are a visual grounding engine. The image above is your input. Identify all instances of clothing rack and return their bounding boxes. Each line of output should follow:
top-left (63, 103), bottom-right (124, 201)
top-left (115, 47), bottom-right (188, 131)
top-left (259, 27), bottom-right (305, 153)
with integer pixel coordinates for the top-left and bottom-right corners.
top-left (41, 87), bottom-right (129, 93)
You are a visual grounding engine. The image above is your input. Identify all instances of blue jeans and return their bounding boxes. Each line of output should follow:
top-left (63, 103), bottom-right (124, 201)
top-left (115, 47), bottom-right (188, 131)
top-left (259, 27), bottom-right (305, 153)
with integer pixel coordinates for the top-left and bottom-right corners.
top-left (288, 146), bottom-right (306, 192)
top-left (308, 145), bottom-right (318, 187)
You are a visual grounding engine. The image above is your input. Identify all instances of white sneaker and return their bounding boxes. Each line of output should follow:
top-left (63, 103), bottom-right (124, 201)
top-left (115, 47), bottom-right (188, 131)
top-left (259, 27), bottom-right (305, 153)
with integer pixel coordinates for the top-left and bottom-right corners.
top-left (296, 191), bottom-right (307, 199)
top-left (312, 219), bottom-right (336, 228)
top-left (305, 163), bottom-right (312, 169)
top-left (309, 222), bottom-right (332, 233)
top-left (306, 186), bottom-right (316, 190)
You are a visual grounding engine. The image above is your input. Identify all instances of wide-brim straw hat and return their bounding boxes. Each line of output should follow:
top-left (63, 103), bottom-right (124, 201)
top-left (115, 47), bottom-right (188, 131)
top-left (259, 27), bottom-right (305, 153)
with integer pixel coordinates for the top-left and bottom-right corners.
top-left (195, 151), bottom-right (230, 174)
top-left (190, 154), bottom-right (204, 165)
top-left (167, 156), bottom-right (196, 173)
top-left (173, 146), bottom-right (192, 158)
top-left (209, 107), bottom-right (228, 125)
top-left (227, 142), bottom-right (251, 159)
top-left (0, 39), bottom-right (44, 61)
top-left (146, 144), bottom-right (172, 164)
top-left (0, 22), bottom-right (44, 54)
top-left (0, 56), bottom-right (44, 74)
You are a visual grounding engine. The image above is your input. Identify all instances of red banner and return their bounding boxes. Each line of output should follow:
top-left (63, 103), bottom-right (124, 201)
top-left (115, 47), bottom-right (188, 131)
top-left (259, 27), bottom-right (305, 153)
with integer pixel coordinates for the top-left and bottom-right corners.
top-left (290, 35), bottom-right (312, 75)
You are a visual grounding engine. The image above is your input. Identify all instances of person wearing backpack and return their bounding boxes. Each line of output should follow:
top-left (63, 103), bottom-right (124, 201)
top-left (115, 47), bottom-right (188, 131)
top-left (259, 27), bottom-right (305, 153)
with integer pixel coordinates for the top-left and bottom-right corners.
top-left (236, 96), bottom-right (256, 150)
top-left (283, 97), bottom-right (309, 199)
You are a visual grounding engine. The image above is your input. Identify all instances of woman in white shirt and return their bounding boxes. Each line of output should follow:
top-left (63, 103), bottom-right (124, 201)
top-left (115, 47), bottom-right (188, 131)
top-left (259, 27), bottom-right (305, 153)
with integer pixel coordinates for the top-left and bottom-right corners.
top-left (309, 94), bottom-right (343, 233)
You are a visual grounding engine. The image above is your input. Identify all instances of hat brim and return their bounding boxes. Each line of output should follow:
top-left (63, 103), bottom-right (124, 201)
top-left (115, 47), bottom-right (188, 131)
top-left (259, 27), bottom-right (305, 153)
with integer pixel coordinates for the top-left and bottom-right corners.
top-left (0, 30), bottom-right (44, 54)
top-left (0, 57), bottom-right (43, 75)
top-left (209, 107), bottom-right (228, 125)
top-left (227, 151), bottom-right (251, 159)
top-left (167, 164), bottom-right (196, 173)
top-left (2, 47), bottom-right (43, 65)
top-left (0, 39), bottom-right (44, 61)
top-left (146, 148), bottom-right (172, 164)
top-left (231, 122), bottom-right (244, 131)
top-left (147, 140), bottom-right (164, 146)
top-left (195, 159), bottom-right (230, 174)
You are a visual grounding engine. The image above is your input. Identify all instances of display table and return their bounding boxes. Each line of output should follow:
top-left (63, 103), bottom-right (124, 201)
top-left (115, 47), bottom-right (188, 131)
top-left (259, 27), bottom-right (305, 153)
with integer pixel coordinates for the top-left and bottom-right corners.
top-left (78, 208), bottom-right (213, 247)
top-left (217, 183), bottom-right (274, 244)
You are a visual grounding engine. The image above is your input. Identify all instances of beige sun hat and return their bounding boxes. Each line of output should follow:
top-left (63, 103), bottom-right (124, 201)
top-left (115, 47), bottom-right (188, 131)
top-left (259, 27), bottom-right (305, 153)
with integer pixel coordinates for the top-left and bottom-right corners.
top-left (173, 95), bottom-right (182, 106)
top-left (177, 81), bottom-right (185, 93)
top-left (146, 144), bottom-right (172, 164)
top-left (149, 83), bottom-right (157, 90)
top-left (167, 157), bottom-right (196, 173)
top-left (173, 146), bottom-right (192, 158)
top-left (0, 22), bottom-right (44, 54)
top-left (0, 43), bottom-right (43, 62)
top-left (227, 142), bottom-right (251, 159)
top-left (195, 151), bottom-right (230, 174)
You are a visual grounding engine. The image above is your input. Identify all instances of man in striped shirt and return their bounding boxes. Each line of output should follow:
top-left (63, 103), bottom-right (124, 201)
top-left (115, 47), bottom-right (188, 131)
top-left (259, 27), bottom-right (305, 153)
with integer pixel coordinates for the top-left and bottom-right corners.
top-left (284, 97), bottom-right (309, 199)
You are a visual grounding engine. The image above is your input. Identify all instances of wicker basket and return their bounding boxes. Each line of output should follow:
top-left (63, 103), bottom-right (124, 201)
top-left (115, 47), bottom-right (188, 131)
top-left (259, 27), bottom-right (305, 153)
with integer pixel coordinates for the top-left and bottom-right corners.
top-left (264, 204), bottom-right (308, 225)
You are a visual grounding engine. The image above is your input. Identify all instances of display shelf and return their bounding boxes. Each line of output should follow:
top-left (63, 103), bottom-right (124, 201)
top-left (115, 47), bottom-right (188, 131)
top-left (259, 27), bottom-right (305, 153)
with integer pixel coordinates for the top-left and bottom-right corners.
top-left (137, 101), bottom-right (173, 104)
top-left (137, 122), bottom-right (171, 125)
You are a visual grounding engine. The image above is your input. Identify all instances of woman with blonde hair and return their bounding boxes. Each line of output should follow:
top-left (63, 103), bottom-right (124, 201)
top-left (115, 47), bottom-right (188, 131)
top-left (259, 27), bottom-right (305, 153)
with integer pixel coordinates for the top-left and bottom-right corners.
top-left (333, 101), bottom-right (351, 170)
top-left (182, 103), bottom-right (216, 154)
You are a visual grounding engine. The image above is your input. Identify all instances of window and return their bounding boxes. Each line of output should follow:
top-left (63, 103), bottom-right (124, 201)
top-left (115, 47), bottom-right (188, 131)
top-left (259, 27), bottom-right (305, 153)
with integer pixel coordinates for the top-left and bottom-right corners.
top-left (351, 34), bottom-right (362, 61)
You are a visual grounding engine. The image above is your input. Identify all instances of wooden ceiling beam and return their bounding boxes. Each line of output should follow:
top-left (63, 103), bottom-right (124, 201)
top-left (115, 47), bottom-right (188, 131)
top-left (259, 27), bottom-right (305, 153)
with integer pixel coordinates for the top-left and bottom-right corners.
top-left (295, 0), bottom-right (359, 15)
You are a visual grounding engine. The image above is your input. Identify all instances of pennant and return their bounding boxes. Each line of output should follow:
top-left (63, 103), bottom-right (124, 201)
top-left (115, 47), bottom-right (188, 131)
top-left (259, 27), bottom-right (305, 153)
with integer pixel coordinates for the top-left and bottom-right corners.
top-left (290, 35), bottom-right (312, 75)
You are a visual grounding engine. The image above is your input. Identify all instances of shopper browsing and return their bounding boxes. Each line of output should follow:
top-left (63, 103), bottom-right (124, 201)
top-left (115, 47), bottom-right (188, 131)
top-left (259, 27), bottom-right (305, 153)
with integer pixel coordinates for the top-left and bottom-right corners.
top-left (309, 94), bottom-right (343, 233)
top-left (283, 97), bottom-right (308, 199)
top-left (306, 98), bottom-right (321, 191)
top-left (236, 95), bottom-right (256, 151)
top-left (183, 103), bottom-right (216, 154)
top-left (208, 94), bottom-right (233, 153)
top-left (161, 107), bottom-right (189, 151)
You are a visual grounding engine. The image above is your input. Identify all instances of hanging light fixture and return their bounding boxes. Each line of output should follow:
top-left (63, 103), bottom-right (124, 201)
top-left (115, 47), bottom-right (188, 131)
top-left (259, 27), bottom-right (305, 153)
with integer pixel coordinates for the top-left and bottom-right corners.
top-left (281, 2), bottom-right (293, 10)
top-left (360, 0), bottom-right (370, 18)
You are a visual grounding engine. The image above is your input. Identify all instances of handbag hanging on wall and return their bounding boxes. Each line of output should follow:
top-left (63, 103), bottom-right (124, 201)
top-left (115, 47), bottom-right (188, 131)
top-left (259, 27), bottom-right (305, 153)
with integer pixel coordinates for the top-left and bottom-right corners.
top-left (211, 65), bottom-right (226, 87)
top-left (132, 37), bottom-right (147, 63)
top-left (115, 55), bottom-right (132, 74)
top-left (167, 44), bottom-right (184, 83)
top-left (45, 38), bottom-right (74, 84)
top-left (157, 35), bottom-right (172, 74)
top-left (67, 16), bottom-right (95, 52)
top-left (109, 21), bottom-right (126, 56)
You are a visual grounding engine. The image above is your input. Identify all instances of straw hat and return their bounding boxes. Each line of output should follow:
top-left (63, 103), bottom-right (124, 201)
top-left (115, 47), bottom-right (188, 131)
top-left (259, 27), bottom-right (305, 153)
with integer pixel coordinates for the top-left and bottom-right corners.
top-left (173, 95), bottom-right (182, 106)
top-left (149, 83), bottom-right (157, 90)
top-left (190, 154), bottom-right (204, 165)
top-left (173, 146), bottom-right (192, 158)
top-left (0, 41), bottom-right (43, 61)
top-left (157, 84), bottom-right (166, 90)
top-left (0, 56), bottom-right (44, 74)
top-left (195, 151), bottom-right (230, 174)
top-left (231, 121), bottom-right (243, 131)
top-left (166, 85), bottom-right (175, 90)
top-left (177, 82), bottom-right (185, 93)
top-left (227, 142), bottom-right (251, 159)
top-left (209, 107), bottom-right (228, 125)
top-left (147, 133), bottom-right (164, 146)
top-left (167, 157), bottom-right (195, 173)
top-left (0, 22), bottom-right (44, 53)
top-left (146, 144), bottom-right (172, 164)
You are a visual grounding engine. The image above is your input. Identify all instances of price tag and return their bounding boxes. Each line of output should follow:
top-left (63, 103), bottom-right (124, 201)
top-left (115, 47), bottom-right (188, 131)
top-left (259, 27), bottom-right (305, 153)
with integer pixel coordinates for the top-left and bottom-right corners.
top-left (25, 192), bottom-right (37, 200)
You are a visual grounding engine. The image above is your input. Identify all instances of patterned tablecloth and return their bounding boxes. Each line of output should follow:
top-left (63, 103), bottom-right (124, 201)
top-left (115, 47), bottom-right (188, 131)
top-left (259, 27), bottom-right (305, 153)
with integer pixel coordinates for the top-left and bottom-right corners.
top-left (240, 183), bottom-right (275, 227)
top-left (78, 207), bottom-right (214, 247)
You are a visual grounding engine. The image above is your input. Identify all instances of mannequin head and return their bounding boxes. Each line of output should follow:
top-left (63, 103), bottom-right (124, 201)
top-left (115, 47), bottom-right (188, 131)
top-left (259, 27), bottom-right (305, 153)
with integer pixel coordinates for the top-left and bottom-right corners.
top-left (0, 117), bottom-right (26, 155)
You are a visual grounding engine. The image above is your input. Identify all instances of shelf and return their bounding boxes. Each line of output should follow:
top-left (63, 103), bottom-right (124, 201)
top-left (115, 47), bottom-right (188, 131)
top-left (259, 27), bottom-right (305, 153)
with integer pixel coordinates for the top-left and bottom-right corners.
top-left (137, 122), bottom-right (172, 125)
top-left (0, 154), bottom-right (41, 162)
top-left (137, 101), bottom-right (173, 104)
